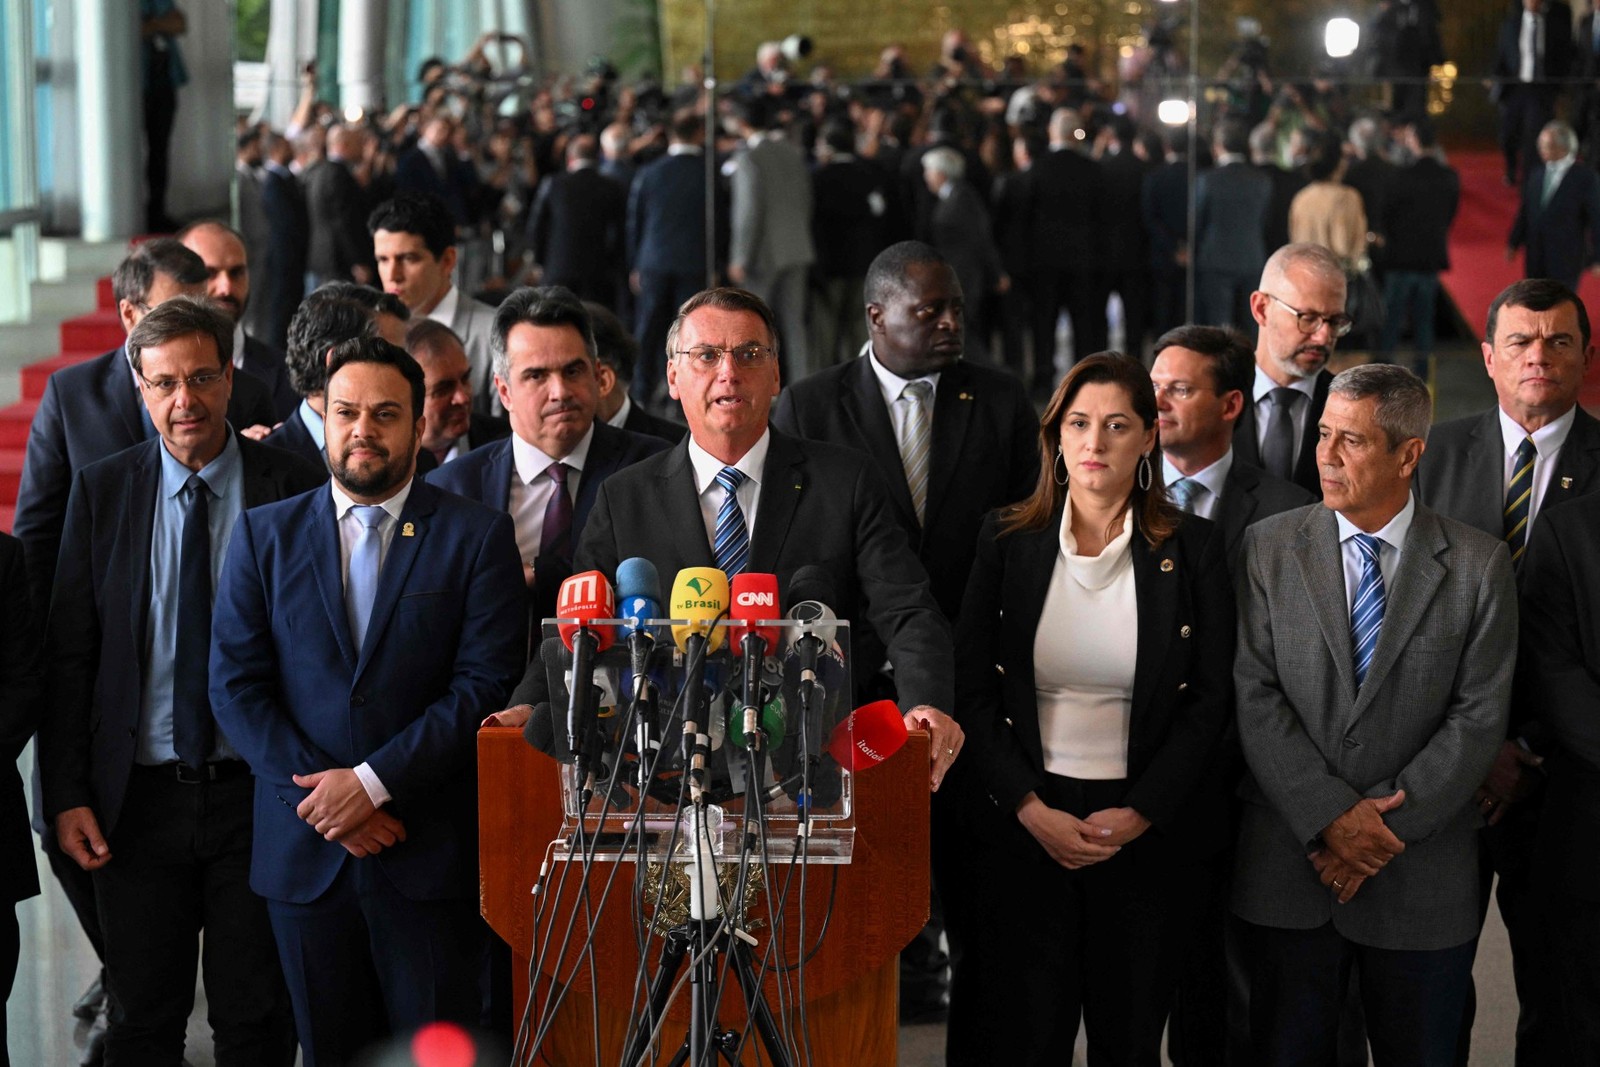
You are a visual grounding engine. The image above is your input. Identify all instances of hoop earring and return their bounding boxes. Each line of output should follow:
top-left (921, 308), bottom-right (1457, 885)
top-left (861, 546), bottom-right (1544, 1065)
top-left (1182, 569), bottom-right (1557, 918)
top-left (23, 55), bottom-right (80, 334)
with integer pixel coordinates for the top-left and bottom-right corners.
top-left (1052, 450), bottom-right (1068, 486)
top-left (1137, 453), bottom-right (1153, 492)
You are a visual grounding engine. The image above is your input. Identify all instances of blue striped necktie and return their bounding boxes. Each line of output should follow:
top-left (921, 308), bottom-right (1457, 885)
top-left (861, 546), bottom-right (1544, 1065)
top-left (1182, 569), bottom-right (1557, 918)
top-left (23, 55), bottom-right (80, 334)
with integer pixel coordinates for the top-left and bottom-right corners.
top-left (713, 467), bottom-right (749, 576)
top-left (1504, 436), bottom-right (1537, 566)
top-left (1169, 477), bottom-right (1202, 513)
top-left (346, 505), bottom-right (386, 651)
top-left (1350, 533), bottom-right (1386, 690)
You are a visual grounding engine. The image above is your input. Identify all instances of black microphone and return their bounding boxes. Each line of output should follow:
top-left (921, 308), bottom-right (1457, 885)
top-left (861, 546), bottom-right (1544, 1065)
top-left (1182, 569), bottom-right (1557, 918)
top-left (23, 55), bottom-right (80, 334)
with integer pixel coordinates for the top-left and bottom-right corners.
top-left (780, 567), bottom-right (844, 799)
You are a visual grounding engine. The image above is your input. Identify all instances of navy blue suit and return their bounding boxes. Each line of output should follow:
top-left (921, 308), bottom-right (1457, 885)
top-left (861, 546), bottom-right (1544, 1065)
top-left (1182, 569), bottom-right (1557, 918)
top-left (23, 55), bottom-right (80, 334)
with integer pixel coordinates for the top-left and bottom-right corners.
top-left (1510, 159), bottom-right (1600, 290)
top-left (209, 477), bottom-right (526, 1063)
top-left (424, 421), bottom-right (669, 624)
top-left (241, 336), bottom-right (300, 422)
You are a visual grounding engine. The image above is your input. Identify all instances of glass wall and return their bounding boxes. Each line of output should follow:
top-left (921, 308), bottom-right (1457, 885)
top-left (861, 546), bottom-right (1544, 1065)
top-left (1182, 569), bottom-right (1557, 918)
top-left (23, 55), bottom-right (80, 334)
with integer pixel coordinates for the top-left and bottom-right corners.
top-left (0, 0), bottom-right (40, 322)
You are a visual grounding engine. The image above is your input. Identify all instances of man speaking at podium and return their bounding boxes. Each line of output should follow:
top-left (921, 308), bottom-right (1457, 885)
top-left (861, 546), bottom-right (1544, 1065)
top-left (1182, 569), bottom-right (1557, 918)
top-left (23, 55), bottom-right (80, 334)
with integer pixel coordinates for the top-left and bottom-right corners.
top-left (575, 287), bottom-right (965, 789)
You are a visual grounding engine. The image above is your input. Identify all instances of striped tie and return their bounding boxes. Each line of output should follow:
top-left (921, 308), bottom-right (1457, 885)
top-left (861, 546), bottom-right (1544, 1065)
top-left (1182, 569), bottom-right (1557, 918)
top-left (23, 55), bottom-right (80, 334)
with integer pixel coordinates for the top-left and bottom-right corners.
top-left (1504, 436), bottom-right (1537, 566)
top-left (1169, 477), bottom-right (1201, 514)
top-left (1350, 533), bottom-right (1386, 691)
top-left (897, 381), bottom-right (933, 525)
top-left (713, 466), bottom-right (750, 576)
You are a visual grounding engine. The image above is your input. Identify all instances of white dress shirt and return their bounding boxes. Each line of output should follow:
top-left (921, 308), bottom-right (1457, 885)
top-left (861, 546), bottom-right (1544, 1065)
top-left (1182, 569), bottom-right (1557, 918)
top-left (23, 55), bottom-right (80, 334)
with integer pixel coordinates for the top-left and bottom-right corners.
top-left (330, 476), bottom-right (416, 807)
top-left (1499, 404), bottom-right (1576, 532)
top-left (1252, 366), bottom-right (1320, 471)
top-left (1161, 449), bottom-right (1235, 522)
top-left (506, 425), bottom-right (594, 568)
top-left (687, 429), bottom-right (770, 550)
top-left (426, 284), bottom-right (461, 328)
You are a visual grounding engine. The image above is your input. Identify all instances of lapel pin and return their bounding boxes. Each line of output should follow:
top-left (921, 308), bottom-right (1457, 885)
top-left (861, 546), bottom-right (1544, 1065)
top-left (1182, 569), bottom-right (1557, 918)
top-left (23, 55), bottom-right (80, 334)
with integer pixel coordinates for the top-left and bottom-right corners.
top-left (794, 483), bottom-right (802, 490)
top-left (402, 522), bottom-right (415, 537)
top-left (1561, 476), bottom-right (1574, 489)
top-left (1160, 558), bottom-right (1175, 572)
top-left (959, 391), bottom-right (974, 401)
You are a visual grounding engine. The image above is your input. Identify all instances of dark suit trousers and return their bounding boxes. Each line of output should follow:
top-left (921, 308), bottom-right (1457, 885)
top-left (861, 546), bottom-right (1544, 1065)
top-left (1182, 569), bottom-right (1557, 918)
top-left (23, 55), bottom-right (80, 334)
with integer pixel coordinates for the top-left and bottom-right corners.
top-left (266, 857), bottom-right (487, 1067)
top-left (1030, 269), bottom-right (1107, 377)
top-left (1105, 266), bottom-right (1152, 355)
top-left (1500, 87), bottom-right (1553, 183)
top-left (633, 270), bottom-right (704, 407)
top-left (1538, 883), bottom-right (1600, 1061)
top-left (94, 767), bottom-right (294, 1067)
top-left (1196, 269), bottom-right (1256, 333)
top-left (143, 78), bottom-right (178, 229)
top-left (946, 775), bottom-right (1213, 1067)
top-left (1242, 919), bottom-right (1475, 1067)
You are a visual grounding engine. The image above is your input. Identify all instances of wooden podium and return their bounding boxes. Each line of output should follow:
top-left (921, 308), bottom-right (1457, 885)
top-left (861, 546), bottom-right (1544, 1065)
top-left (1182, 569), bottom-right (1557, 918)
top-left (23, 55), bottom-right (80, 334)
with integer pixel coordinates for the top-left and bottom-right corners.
top-left (479, 728), bottom-right (930, 1065)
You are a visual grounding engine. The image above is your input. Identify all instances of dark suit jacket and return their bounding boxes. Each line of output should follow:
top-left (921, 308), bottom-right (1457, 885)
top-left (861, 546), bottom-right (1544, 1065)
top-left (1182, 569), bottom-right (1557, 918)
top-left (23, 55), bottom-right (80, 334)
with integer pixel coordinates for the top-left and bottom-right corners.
top-left (1518, 490), bottom-right (1600, 899)
top-left (1383, 157), bottom-right (1460, 273)
top-left (1345, 156), bottom-right (1400, 255)
top-left (0, 533), bottom-right (41, 905)
top-left (575, 428), bottom-right (955, 711)
top-left (811, 157), bottom-right (892, 281)
top-left (1414, 405), bottom-right (1600, 538)
top-left (1142, 159), bottom-right (1192, 271)
top-left (424, 421), bottom-right (670, 621)
top-left (1027, 147), bottom-right (1105, 272)
top-left (1509, 158), bottom-right (1600, 287)
top-left (621, 404), bottom-right (686, 444)
top-left (1256, 162), bottom-right (1310, 255)
top-left (927, 181), bottom-right (1003, 312)
top-left (954, 510), bottom-right (1236, 856)
top-left (304, 158), bottom-right (372, 280)
top-left (14, 347), bottom-right (276, 612)
top-left (771, 355), bottom-right (1038, 631)
top-left (1232, 369), bottom-right (1333, 498)
top-left (1493, 1), bottom-right (1576, 99)
top-left (209, 479), bottom-right (526, 904)
top-left (1195, 161), bottom-right (1272, 277)
top-left (39, 436), bottom-right (325, 836)
top-left (628, 152), bottom-right (715, 277)
top-left (1099, 149), bottom-right (1151, 274)
top-left (527, 166), bottom-right (627, 289)
top-left (394, 147), bottom-right (478, 227)
top-left (1215, 459), bottom-right (1318, 573)
top-left (258, 164), bottom-right (309, 350)
top-left (241, 335), bottom-right (299, 421)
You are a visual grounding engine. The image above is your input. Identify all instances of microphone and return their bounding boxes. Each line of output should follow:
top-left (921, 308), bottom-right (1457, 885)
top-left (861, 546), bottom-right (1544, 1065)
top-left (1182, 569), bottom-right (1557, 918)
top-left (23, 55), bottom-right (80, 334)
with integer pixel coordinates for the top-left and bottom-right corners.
top-left (617, 557), bottom-right (664, 686)
top-left (824, 699), bottom-right (908, 770)
top-left (729, 573), bottom-right (781, 750)
top-left (781, 566), bottom-right (842, 771)
top-left (557, 571), bottom-right (616, 765)
top-left (669, 568), bottom-right (730, 800)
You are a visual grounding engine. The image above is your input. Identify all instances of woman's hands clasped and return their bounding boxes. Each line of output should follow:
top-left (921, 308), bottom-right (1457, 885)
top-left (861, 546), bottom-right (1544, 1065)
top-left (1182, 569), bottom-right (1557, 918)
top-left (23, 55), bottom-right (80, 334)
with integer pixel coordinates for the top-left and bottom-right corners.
top-left (1016, 794), bottom-right (1150, 869)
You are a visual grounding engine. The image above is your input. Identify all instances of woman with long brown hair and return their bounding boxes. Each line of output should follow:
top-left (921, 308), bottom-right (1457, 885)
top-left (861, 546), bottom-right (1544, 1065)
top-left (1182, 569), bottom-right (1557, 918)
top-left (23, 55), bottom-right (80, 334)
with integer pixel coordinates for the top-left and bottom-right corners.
top-left (946, 353), bottom-right (1236, 1065)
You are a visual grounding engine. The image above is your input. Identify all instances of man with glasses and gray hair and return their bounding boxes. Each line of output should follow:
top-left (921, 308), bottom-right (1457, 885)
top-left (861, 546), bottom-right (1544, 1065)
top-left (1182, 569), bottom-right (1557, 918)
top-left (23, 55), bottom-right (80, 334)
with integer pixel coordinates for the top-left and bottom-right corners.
top-left (37, 296), bottom-right (322, 1065)
top-left (1235, 242), bottom-right (1352, 497)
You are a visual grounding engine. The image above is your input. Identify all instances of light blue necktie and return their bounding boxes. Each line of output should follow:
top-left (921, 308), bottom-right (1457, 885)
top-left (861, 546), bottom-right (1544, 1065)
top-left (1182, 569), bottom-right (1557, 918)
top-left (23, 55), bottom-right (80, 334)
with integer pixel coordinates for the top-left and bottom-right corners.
top-left (1169, 477), bottom-right (1202, 514)
top-left (1350, 533), bottom-right (1386, 690)
top-left (713, 467), bottom-right (750, 576)
top-left (346, 505), bottom-right (386, 651)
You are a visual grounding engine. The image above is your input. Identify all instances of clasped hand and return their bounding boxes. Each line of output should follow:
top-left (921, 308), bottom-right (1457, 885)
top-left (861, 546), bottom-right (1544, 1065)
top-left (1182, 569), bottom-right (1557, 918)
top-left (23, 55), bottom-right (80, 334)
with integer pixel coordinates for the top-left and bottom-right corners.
top-left (1312, 790), bottom-right (1405, 903)
top-left (294, 768), bottom-right (406, 857)
top-left (1017, 793), bottom-right (1148, 870)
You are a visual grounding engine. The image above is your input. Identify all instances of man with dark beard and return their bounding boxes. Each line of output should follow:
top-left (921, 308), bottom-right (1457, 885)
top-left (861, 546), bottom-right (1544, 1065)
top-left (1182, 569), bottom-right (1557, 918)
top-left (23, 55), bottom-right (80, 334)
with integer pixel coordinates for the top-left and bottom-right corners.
top-left (209, 337), bottom-right (526, 1064)
top-left (1233, 243), bottom-right (1352, 498)
top-left (179, 221), bottom-right (298, 419)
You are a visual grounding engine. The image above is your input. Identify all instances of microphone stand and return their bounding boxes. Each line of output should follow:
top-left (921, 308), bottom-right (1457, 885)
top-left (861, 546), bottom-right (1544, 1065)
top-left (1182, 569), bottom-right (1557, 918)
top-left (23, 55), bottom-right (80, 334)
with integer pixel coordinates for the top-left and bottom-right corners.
top-left (622, 631), bottom-right (794, 1067)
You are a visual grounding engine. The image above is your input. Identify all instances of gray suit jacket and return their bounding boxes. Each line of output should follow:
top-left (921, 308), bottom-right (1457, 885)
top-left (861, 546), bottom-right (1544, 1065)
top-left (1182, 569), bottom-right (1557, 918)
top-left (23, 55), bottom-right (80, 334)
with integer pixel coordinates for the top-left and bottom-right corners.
top-left (730, 134), bottom-right (815, 277)
top-left (446, 293), bottom-right (501, 416)
top-left (1413, 405), bottom-right (1600, 538)
top-left (1232, 502), bottom-right (1516, 950)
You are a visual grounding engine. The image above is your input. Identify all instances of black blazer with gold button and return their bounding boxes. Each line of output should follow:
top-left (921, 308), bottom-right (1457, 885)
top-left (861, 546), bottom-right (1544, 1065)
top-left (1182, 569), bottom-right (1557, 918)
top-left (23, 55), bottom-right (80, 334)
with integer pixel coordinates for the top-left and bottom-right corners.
top-left (953, 506), bottom-right (1237, 858)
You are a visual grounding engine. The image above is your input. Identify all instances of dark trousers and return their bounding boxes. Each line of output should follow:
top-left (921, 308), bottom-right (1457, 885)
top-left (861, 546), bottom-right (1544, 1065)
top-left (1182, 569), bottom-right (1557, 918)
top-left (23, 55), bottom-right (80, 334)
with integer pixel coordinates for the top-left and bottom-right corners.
top-left (1105, 266), bottom-right (1152, 357)
top-left (1195, 269), bottom-right (1257, 332)
top-left (1378, 271), bottom-right (1441, 374)
top-left (812, 274), bottom-right (869, 368)
top-left (143, 77), bottom-right (178, 230)
top-left (94, 766), bottom-right (294, 1067)
top-left (267, 856), bottom-right (487, 1067)
top-left (1031, 268), bottom-right (1107, 379)
top-left (1539, 884), bottom-right (1600, 1061)
top-left (946, 775), bottom-right (1212, 1067)
top-left (632, 269), bottom-right (704, 408)
top-left (1151, 265), bottom-right (1188, 337)
top-left (1499, 86), bottom-right (1555, 185)
top-left (1242, 919), bottom-right (1475, 1067)
top-left (1456, 805), bottom-right (1564, 1066)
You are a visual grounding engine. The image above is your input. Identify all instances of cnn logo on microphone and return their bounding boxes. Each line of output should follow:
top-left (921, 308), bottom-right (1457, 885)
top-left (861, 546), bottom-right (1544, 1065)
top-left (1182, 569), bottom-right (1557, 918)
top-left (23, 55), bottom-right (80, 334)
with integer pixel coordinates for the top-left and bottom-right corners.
top-left (734, 590), bottom-right (776, 608)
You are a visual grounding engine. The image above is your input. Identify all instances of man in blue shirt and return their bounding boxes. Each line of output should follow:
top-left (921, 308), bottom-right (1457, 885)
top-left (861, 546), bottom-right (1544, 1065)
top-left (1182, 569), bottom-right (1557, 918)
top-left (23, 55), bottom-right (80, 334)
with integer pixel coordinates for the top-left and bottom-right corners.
top-left (38, 297), bottom-right (323, 1065)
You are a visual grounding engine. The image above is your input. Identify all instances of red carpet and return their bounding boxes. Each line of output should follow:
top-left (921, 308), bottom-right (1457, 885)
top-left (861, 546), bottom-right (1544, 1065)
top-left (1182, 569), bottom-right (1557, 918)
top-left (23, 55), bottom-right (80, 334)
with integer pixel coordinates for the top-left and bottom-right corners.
top-left (1442, 147), bottom-right (1600, 408)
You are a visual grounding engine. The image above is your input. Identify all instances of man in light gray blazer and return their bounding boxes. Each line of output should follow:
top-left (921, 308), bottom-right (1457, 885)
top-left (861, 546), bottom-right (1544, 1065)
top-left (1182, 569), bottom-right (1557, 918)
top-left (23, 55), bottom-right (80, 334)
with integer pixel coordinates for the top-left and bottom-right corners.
top-left (1233, 363), bottom-right (1517, 1067)
top-left (726, 96), bottom-right (816, 380)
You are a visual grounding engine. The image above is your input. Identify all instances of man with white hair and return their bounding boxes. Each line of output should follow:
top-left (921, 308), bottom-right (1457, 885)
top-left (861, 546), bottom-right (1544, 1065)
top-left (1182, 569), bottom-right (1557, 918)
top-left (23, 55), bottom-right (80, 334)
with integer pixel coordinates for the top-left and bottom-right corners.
top-left (1508, 120), bottom-right (1600, 290)
top-left (922, 148), bottom-right (1007, 363)
top-left (1233, 242), bottom-right (1351, 497)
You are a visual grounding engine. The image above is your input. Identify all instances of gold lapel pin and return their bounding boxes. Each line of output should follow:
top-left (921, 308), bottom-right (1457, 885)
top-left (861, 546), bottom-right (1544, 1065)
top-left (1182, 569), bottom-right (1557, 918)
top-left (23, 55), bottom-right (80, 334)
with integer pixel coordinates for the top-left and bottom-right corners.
top-left (959, 391), bottom-right (974, 400)
top-left (1160, 558), bottom-right (1175, 573)
top-left (794, 483), bottom-right (802, 490)
top-left (402, 522), bottom-right (415, 537)
top-left (1561, 477), bottom-right (1574, 489)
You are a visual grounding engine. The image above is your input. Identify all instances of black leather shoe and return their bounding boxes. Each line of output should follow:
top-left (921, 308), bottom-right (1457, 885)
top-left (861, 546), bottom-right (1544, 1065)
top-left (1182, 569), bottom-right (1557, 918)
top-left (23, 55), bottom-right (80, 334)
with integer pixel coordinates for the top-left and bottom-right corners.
top-left (899, 991), bottom-right (950, 1026)
top-left (71, 975), bottom-right (106, 1022)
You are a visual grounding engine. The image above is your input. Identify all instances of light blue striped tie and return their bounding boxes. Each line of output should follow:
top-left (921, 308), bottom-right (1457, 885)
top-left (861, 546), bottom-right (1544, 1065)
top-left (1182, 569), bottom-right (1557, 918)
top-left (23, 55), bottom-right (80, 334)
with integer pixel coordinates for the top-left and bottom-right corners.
top-left (713, 467), bottom-right (749, 576)
top-left (1169, 477), bottom-right (1202, 513)
top-left (346, 505), bottom-right (387, 651)
top-left (1350, 533), bottom-right (1386, 690)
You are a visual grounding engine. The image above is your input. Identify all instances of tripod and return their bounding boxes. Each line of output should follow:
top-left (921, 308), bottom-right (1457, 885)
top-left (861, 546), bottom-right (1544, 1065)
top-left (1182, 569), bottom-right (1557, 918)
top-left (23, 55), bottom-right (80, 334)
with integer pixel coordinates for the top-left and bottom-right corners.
top-left (621, 804), bottom-right (794, 1067)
